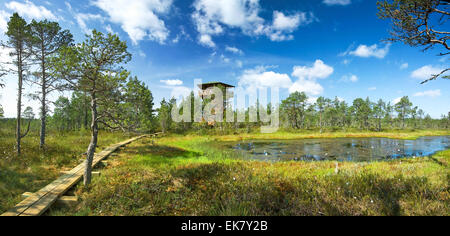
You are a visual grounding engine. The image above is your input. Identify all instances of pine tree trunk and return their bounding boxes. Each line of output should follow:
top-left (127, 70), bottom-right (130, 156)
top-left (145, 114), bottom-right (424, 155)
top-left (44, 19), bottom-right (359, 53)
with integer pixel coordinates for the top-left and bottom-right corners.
top-left (378, 118), bottom-right (381, 131)
top-left (319, 112), bottom-right (323, 133)
top-left (39, 47), bottom-right (46, 149)
top-left (84, 92), bottom-right (88, 129)
top-left (40, 66), bottom-right (46, 149)
top-left (84, 92), bottom-right (98, 187)
top-left (16, 52), bottom-right (23, 155)
top-left (40, 102), bottom-right (46, 148)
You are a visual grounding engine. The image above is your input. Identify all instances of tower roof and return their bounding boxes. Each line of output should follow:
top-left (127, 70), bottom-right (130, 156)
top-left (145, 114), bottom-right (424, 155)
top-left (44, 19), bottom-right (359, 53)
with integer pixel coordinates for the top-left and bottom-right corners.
top-left (197, 82), bottom-right (235, 90)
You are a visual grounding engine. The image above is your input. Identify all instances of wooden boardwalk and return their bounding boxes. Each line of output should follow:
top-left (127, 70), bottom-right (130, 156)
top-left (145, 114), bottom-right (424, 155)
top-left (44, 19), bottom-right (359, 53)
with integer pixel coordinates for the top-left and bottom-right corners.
top-left (1, 133), bottom-right (161, 216)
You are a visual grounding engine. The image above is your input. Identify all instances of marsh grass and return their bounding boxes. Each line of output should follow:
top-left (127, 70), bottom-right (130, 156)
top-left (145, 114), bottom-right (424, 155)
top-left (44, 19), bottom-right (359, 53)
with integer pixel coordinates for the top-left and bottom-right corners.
top-left (49, 132), bottom-right (450, 216)
top-left (0, 122), bottom-right (132, 212)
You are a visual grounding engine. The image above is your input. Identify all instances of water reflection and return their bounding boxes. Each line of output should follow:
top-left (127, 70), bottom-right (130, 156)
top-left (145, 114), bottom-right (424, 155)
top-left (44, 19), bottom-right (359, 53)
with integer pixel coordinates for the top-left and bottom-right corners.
top-left (229, 136), bottom-right (450, 162)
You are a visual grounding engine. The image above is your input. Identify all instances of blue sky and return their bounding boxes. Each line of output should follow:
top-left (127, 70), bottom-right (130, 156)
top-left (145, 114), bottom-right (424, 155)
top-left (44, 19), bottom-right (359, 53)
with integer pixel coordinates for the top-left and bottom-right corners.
top-left (0, 0), bottom-right (449, 118)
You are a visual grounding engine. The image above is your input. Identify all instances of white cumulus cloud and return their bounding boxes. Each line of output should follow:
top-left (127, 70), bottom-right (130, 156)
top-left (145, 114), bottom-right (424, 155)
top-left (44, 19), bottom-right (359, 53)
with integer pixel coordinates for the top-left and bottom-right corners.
top-left (192, 0), bottom-right (315, 47)
top-left (341, 74), bottom-right (358, 83)
top-left (289, 79), bottom-right (324, 96)
top-left (411, 65), bottom-right (445, 80)
top-left (238, 66), bottom-right (292, 90)
top-left (5, 0), bottom-right (57, 20)
top-left (290, 60), bottom-right (334, 95)
top-left (199, 34), bottom-right (216, 48)
top-left (225, 46), bottom-right (243, 55)
top-left (392, 97), bottom-right (402, 105)
top-left (160, 79), bottom-right (183, 86)
top-left (0, 10), bottom-right (10, 33)
top-left (413, 89), bottom-right (441, 97)
top-left (268, 11), bottom-right (315, 42)
top-left (272, 11), bottom-right (302, 31)
top-left (400, 63), bottom-right (408, 70)
top-left (238, 60), bottom-right (333, 96)
top-left (347, 43), bottom-right (390, 59)
top-left (292, 60), bottom-right (334, 80)
top-left (93, 0), bottom-right (172, 44)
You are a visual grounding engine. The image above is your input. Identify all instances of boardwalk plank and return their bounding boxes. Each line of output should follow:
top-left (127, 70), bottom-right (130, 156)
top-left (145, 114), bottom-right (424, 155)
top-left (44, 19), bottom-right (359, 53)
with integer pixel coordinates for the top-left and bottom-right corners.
top-left (1, 134), bottom-right (159, 216)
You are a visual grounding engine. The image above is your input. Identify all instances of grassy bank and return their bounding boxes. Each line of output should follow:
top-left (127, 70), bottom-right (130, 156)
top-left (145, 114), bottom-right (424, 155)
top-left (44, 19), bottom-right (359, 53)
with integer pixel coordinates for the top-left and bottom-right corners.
top-left (206, 129), bottom-right (450, 141)
top-left (49, 131), bottom-right (450, 216)
top-left (0, 129), bottom-right (132, 213)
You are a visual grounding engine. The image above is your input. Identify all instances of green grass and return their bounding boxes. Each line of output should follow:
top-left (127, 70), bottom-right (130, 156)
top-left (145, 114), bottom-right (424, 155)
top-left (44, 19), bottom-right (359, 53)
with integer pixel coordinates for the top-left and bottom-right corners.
top-left (0, 127), bottom-right (132, 213)
top-left (49, 131), bottom-right (450, 216)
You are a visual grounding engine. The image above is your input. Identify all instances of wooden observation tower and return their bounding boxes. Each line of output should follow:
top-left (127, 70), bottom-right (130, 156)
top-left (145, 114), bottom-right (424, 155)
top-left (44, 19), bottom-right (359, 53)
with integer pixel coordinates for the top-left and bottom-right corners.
top-left (197, 82), bottom-right (235, 126)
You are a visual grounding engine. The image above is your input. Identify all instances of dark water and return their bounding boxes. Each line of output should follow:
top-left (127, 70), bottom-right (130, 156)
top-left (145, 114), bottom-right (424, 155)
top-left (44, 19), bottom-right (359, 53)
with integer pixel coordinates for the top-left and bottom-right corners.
top-left (228, 136), bottom-right (450, 162)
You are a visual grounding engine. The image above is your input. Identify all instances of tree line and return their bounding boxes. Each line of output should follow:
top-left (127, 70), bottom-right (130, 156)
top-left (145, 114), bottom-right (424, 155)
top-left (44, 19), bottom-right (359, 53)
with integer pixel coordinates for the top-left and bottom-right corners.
top-left (154, 91), bottom-right (450, 134)
top-left (279, 92), bottom-right (449, 131)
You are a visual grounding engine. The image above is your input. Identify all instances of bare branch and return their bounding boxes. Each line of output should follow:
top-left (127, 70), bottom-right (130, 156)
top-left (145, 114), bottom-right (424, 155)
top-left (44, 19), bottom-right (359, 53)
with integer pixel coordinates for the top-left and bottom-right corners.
top-left (421, 68), bottom-right (450, 84)
top-left (432, 8), bottom-right (450, 16)
top-left (19, 119), bottom-right (32, 139)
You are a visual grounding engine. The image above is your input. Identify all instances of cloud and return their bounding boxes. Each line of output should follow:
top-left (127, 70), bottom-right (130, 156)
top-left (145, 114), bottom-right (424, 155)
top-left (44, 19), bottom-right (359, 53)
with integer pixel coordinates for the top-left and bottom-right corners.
top-left (345, 43), bottom-right (390, 59)
top-left (160, 79), bottom-right (183, 86)
top-left (323, 0), bottom-right (351, 6)
top-left (0, 46), bottom-right (14, 71)
top-left (266, 11), bottom-right (316, 42)
top-left (160, 78), bottom-right (190, 98)
top-left (169, 86), bottom-right (192, 99)
top-left (75, 13), bottom-right (104, 34)
top-left (64, 2), bottom-right (103, 34)
top-left (172, 26), bottom-right (192, 44)
top-left (105, 24), bottom-right (118, 35)
top-left (292, 60), bottom-right (334, 80)
top-left (413, 89), bottom-right (441, 97)
top-left (368, 87), bottom-right (377, 91)
top-left (0, 10), bottom-right (9, 33)
top-left (400, 63), bottom-right (408, 70)
top-left (225, 46), bottom-right (243, 55)
top-left (392, 97), bottom-right (402, 105)
top-left (93, 0), bottom-right (173, 44)
top-left (220, 54), bottom-right (230, 63)
top-left (340, 74), bottom-right (358, 83)
top-left (272, 11), bottom-right (302, 31)
top-left (289, 79), bottom-right (324, 95)
top-left (236, 60), bottom-right (243, 68)
top-left (411, 65), bottom-right (444, 80)
top-left (290, 60), bottom-right (334, 95)
top-left (238, 66), bottom-right (292, 91)
top-left (138, 50), bottom-right (146, 58)
top-left (336, 97), bottom-right (345, 102)
top-left (192, 0), bottom-right (315, 47)
top-left (5, 0), bottom-right (57, 20)
top-left (199, 34), bottom-right (216, 48)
